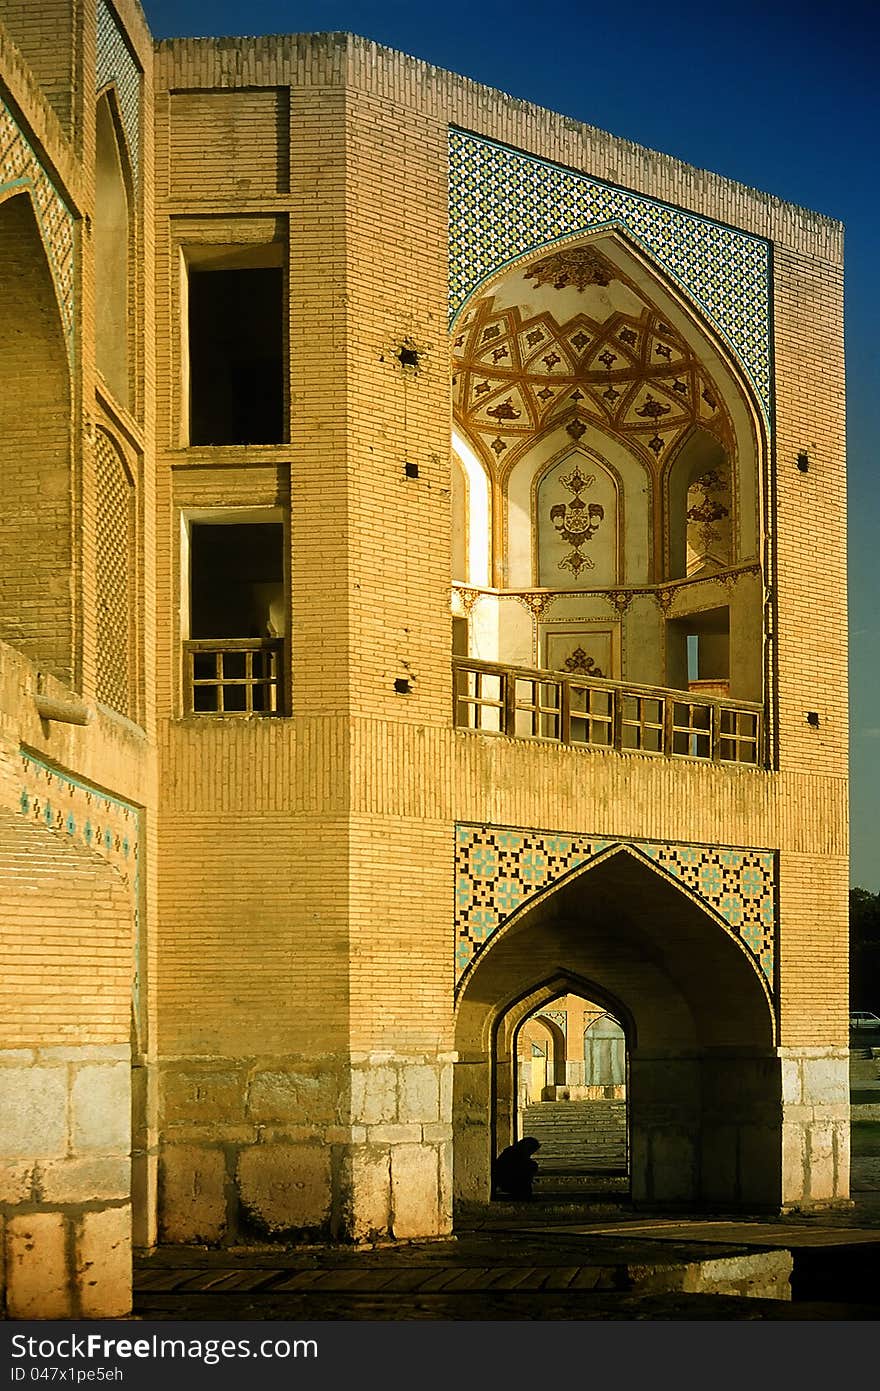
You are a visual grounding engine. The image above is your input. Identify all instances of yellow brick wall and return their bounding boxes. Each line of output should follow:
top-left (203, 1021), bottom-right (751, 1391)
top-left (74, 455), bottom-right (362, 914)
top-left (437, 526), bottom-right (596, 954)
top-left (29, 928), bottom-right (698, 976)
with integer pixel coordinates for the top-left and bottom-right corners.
top-left (0, 813), bottom-right (132, 1048)
top-left (0, 1), bottom-right (76, 132)
top-left (149, 33), bottom-right (848, 1082)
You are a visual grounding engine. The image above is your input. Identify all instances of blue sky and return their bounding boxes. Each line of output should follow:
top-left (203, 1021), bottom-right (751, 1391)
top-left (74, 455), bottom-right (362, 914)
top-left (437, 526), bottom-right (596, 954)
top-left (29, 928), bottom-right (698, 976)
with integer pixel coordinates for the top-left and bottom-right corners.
top-left (142, 0), bottom-right (880, 887)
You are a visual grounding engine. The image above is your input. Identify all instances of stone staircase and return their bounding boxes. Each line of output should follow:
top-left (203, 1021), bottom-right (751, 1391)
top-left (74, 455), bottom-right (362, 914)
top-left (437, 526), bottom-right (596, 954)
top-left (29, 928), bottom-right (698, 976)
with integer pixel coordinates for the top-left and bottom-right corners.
top-left (522, 1099), bottom-right (627, 1175)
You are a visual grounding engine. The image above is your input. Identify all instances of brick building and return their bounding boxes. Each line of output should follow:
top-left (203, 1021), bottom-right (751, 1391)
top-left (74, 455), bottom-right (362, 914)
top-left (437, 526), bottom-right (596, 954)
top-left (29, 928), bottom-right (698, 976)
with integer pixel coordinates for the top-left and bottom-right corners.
top-left (0, 0), bottom-right (848, 1318)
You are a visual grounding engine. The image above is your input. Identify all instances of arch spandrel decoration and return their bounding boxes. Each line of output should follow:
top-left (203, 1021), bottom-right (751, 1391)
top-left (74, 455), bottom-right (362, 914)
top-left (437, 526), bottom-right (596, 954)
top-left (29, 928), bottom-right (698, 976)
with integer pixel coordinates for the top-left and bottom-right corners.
top-left (0, 99), bottom-right (74, 352)
top-left (97, 0), bottom-right (142, 186)
top-left (455, 821), bottom-right (775, 988)
top-left (448, 129), bottom-right (771, 421)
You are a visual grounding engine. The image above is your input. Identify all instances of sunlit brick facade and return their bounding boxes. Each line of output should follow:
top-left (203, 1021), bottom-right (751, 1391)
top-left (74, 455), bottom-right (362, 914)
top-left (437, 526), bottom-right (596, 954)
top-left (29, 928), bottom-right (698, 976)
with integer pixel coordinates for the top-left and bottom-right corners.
top-left (0, 1), bottom-right (847, 1317)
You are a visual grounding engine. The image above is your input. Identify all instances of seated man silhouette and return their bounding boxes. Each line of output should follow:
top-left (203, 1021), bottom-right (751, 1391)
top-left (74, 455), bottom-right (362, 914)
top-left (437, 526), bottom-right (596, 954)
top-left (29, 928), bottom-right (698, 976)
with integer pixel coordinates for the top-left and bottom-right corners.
top-left (493, 1136), bottom-right (541, 1200)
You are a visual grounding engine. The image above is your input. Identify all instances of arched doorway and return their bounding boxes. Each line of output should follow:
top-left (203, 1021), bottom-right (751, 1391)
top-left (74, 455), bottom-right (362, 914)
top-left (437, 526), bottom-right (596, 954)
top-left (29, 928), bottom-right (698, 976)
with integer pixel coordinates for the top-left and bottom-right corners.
top-left (513, 992), bottom-right (629, 1198)
top-left (453, 844), bottom-right (777, 1213)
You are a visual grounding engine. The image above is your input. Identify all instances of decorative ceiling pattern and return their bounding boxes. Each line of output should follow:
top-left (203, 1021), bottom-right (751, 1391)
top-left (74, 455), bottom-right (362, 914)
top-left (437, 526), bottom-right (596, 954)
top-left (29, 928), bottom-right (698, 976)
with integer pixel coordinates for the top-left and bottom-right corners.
top-left (453, 245), bottom-right (732, 478)
top-left (448, 129), bottom-right (771, 421)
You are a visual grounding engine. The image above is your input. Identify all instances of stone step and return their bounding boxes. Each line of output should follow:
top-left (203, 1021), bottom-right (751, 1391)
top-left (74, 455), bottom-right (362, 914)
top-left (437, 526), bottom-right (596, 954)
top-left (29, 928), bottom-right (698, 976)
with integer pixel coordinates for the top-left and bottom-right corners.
top-left (523, 1100), bottom-right (628, 1173)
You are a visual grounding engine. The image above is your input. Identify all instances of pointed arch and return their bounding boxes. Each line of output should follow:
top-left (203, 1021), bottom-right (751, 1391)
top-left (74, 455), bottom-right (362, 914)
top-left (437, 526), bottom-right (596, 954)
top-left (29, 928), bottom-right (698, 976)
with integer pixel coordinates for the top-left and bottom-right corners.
top-left (95, 85), bottom-right (134, 407)
top-left (453, 842), bottom-right (780, 1211)
top-left (0, 191), bottom-right (73, 681)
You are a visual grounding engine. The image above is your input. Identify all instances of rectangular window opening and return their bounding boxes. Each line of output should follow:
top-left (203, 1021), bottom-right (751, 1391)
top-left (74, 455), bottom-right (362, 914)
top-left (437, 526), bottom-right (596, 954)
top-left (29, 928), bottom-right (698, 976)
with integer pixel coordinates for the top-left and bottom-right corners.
top-left (187, 253), bottom-right (285, 445)
top-left (667, 606), bottom-right (730, 698)
top-left (184, 518), bottom-right (285, 715)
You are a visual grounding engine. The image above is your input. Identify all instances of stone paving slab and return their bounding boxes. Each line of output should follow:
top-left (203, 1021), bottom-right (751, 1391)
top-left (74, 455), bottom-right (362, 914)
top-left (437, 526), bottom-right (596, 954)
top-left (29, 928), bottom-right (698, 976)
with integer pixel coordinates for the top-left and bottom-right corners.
top-left (133, 1203), bottom-right (880, 1320)
top-left (132, 1288), bottom-right (880, 1321)
top-left (546, 1220), bottom-right (880, 1247)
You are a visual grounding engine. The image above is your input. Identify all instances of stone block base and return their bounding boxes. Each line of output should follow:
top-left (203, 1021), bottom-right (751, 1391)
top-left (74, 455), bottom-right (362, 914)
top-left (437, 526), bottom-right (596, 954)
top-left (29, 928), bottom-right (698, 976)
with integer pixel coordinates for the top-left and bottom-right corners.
top-left (158, 1051), bottom-right (455, 1244)
top-left (0, 1045), bottom-right (132, 1317)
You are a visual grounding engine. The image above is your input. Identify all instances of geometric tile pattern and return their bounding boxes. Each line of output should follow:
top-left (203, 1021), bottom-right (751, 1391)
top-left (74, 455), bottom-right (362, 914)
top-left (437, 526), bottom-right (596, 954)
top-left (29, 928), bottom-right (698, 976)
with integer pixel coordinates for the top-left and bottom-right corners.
top-left (95, 429), bottom-right (134, 718)
top-left (448, 130), bottom-right (771, 421)
top-left (16, 749), bottom-right (141, 1002)
top-left (97, 0), bottom-right (141, 184)
top-left (539, 1008), bottom-right (567, 1035)
top-left (0, 98), bottom-right (75, 352)
top-left (455, 822), bottom-right (775, 989)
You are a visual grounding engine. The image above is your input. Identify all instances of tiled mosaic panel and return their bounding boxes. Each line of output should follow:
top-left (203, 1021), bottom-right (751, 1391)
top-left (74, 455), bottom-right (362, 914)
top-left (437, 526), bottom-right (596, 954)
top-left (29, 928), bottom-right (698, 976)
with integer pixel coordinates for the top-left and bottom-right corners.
top-left (95, 430), bottom-right (134, 717)
top-left (455, 823), bottom-right (774, 987)
top-left (17, 750), bottom-right (141, 998)
top-left (97, 0), bottom-right (141, 185)
top-left (0, 99), bottom-right (75, 350)
top-left (448, 130), bottom-right (771, 420)
top-left (540, 1008), bottom-right (566, 1035)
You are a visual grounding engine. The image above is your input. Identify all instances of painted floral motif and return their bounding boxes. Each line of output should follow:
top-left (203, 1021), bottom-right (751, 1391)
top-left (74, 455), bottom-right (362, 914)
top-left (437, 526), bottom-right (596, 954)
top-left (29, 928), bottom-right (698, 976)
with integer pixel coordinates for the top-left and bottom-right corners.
top-left (523, 246), bottom-right (616, 291)
top-left (549, 466), bottom-right (605, 577)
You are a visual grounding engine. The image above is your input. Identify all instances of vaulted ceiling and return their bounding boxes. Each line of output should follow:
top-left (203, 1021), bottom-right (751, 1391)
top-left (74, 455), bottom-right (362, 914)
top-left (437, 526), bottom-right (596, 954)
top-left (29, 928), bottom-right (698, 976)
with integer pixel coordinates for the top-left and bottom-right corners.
top-left (452, 244), bottom-right (732, 478)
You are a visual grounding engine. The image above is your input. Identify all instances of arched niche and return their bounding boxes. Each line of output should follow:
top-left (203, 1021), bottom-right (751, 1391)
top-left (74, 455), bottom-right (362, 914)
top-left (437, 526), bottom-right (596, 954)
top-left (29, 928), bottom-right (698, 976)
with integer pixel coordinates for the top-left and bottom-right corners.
top-left (451, 429), bottom-right (491, 587)
top-left (535, 450), bottom-right (618, 587)
top-left (95, 89), bottom-right (132, 408)
top-left (0, 191), bottom-right (73, 680)
top-left (452, 227), bottom-right (765, 591)
top-left (505, 422), bottom-right (649, 588)
top-left (666, 428), bottom-right (733, 579)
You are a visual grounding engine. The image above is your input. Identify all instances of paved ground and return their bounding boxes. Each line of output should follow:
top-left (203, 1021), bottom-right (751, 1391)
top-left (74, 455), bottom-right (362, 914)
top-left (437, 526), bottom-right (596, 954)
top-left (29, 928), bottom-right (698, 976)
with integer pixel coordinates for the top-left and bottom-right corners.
top-left (135, 1197), bottom-right (880, 1322)
top-left (135, 1064), bottom-right (880, 1322)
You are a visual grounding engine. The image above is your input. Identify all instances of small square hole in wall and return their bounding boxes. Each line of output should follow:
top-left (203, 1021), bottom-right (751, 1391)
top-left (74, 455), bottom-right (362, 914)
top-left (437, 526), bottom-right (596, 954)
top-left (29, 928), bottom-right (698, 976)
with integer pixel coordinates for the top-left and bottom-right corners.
top-left (394, 677), bottom-right (412, 694)
top-left (404, 461), bottom-right (419, 479)
top-left (397, 344), bottom-right (420, 369)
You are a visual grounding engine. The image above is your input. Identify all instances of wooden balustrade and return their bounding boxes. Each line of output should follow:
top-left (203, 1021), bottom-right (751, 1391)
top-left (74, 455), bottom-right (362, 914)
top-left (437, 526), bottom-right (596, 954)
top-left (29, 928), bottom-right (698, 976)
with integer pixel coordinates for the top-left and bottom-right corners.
top-left (183, 638), bottom-right (284, 715)
top-left (453, 658), bottom-right (762, 766)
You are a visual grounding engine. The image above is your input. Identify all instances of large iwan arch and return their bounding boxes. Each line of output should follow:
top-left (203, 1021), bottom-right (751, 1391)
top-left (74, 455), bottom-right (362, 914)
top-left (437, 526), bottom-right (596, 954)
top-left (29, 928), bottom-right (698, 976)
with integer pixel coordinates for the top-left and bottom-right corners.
top-left (454, 845), bottom-right (780, 1211)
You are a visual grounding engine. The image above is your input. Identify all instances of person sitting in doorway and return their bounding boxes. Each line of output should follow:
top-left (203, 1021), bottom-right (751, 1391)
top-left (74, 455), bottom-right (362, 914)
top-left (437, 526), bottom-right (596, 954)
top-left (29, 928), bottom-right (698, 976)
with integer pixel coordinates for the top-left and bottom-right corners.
top-left (493, 1136), bottom-right (541, 1200)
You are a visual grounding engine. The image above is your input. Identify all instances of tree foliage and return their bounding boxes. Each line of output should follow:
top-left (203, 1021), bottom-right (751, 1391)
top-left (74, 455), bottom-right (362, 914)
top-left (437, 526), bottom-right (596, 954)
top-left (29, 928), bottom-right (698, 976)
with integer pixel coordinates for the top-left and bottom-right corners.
top-left (851, 886), bottom-right (880, 1007)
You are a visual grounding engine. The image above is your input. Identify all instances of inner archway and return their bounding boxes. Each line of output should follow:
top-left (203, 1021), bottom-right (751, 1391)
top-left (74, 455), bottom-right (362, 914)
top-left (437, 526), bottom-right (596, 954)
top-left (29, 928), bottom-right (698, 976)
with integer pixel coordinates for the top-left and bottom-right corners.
top-left (453, 844), bottom-right (778, 1214)
top-left (513, 991), bottom-right (629, 1199)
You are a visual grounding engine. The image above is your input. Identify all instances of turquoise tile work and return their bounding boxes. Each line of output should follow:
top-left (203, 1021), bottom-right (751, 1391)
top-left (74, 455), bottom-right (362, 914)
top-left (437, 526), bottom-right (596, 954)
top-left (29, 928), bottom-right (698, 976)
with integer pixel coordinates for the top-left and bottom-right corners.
top-left (17, 750), bottom-right (142, 1008)
top-left (448, 130), bottom-right (771, 420)
top-left (455, 823), bottom-right (775, 989)
top-left (0, 100), bottom-right (75, 352)
top-left (97, 0), bottom-right (142, 185)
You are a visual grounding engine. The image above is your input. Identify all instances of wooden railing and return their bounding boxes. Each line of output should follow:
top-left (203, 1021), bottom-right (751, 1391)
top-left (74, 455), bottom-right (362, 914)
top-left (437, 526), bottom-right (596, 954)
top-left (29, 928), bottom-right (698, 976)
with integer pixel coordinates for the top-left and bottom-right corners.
top-left (183, 638), bottom-right (284, 715)
top-left (453, 658), bottom-right (762, 766)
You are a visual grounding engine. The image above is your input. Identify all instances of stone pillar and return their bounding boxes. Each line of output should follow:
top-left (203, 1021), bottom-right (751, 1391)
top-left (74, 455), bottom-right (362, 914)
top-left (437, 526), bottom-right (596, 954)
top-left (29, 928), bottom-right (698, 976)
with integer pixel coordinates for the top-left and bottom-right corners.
top-left (451, 1058), bottom-right (492, 1207)
top-left (780, 1047), bottom-right (850, 1208)
top-left (157, 1051), bottom-right (455, 1244)
top-left (0, 1045), bottom-right (131, 1318)
top-left (342, 1052), bottom-right (454, 1241)
top-left (629, 1055), bottom-right (701, 1204)
top-left (700, 1053), bottom-right (783, 1207)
